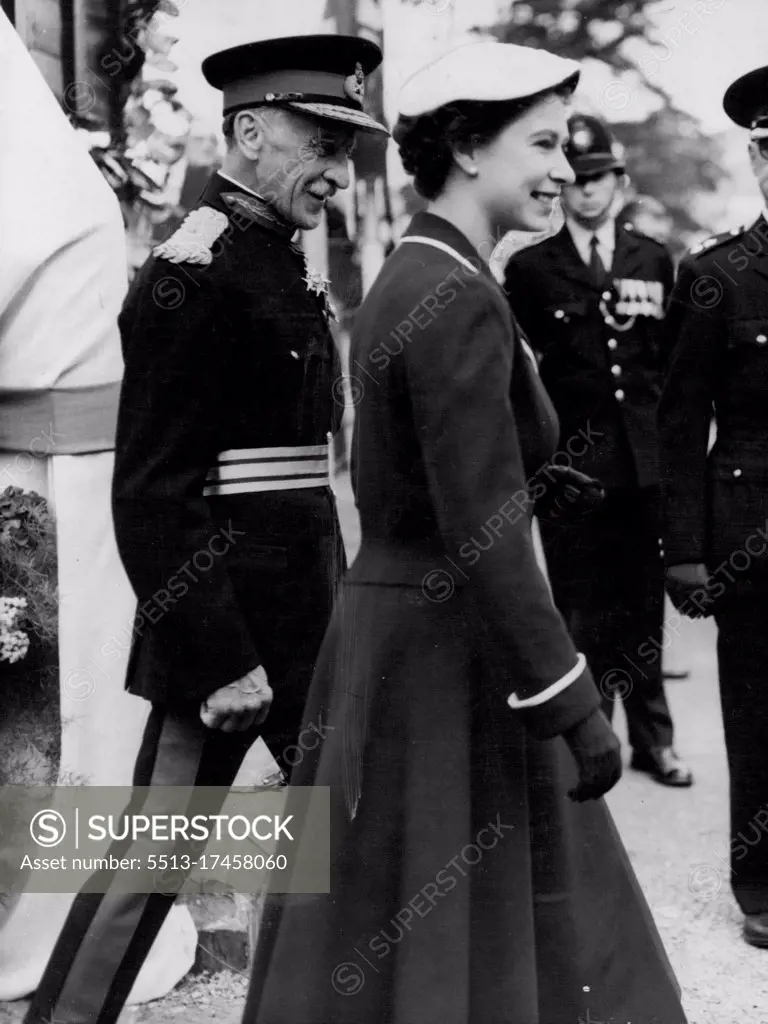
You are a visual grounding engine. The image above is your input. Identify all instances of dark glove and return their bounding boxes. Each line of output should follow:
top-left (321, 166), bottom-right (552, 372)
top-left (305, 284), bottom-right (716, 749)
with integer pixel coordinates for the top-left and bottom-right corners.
top-left (563, 709), bottom-right (622, 802)
top-left (535, 464), bottom-right (605, 525)
top-left (665, 562), bottom-right (715, 618)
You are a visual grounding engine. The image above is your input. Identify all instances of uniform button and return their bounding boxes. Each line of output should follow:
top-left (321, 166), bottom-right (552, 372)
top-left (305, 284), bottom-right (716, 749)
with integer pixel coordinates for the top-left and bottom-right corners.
top-left (733, 468), bottom-right (743, 478)
top-left (607, 338), bottom-right (618, 350)
top-left (615, 389), bottom-right (625, 402)
top-left (602, 291), bottom-right (612, 300)
top-left (757, 334), bottom-right (767, 344)
top-left (611, 364), bottom-right (622, 377)
top-left (290, 349), bottom-right (300, 359)
top-left (554, 309), bottom-right (565, 319)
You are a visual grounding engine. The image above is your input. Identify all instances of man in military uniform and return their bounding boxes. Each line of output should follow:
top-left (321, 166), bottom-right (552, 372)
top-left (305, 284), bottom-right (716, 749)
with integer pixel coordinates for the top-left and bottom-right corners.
top-left (660, 66), bottom-right (768, 947)
top-left (24, 35), bottom-right (388, 1024)
top-left (504, 114), bottom-right (693, 787)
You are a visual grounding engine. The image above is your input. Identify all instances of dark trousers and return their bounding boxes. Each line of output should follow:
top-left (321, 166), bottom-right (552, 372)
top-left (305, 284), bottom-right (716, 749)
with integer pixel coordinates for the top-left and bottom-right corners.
top-left (541, 486), bottom-right (674, 755)
top-left (22, 704), bottom-right (304, 1024)
top-left (716, 595), bottom-right (768, 915)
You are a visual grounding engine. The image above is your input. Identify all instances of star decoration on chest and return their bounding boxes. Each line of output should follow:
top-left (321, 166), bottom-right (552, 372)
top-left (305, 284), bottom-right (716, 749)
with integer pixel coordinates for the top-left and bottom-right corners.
top-left (302, 260), bottom-right (338, 323)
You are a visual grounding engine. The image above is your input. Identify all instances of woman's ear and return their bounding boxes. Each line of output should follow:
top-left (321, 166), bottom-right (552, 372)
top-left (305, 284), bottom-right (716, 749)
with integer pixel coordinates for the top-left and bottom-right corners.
top-left (452, 140), bottom-right (479, 178)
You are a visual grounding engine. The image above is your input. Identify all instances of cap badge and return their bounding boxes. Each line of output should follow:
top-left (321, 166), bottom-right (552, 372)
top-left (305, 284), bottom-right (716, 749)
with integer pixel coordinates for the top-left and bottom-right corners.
top-left (344, 62), bottom-right (365, 105)
top-left (571, 127), bottom-right (593, 152)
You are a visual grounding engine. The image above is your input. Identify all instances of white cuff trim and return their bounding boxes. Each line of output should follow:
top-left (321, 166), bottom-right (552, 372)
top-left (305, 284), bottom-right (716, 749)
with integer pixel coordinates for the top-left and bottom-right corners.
top-left (507, 653), bottom-right (586, 709)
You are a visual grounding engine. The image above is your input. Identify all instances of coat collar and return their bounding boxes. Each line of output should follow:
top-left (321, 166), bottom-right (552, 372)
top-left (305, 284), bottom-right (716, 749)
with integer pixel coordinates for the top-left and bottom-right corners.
top-left (742, 213), bottom-right (768, 282)
top-left (201, 172), bottom-right (297, 240)
top-left (402, 211), bottom-right (497, 283)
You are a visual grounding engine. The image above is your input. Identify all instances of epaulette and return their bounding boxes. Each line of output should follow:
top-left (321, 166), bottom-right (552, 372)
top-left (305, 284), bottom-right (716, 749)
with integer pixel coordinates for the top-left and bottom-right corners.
top-left (153, 207), bottom-right (230, 266)
top-left (688, 225), bottom-right (745, 258)
top-left (620, 221), bottom-right (667, 249)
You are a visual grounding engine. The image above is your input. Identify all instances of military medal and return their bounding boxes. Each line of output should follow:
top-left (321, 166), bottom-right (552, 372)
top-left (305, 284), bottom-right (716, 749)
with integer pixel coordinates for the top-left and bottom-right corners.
top-left (303, 263), bottom-right (338, 323)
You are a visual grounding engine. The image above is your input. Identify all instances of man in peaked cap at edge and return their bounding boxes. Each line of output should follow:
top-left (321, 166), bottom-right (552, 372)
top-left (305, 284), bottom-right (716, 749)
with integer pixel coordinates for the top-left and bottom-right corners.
top-left (24, 34), bottom-right (388, 1024)
top-left (659, 64), bottom-right (768, 948)
top-left (505, 113), bottom-right (694, 789)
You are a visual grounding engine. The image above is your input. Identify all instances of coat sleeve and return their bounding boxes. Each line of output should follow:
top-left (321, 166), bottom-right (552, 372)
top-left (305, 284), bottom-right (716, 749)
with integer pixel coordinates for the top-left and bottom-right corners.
top-left (658, 255), bottom-right (722, 566)
top-left (112, 258), bottom-right (262, 703)
top-left (403, 275), bottom-right (600, 739)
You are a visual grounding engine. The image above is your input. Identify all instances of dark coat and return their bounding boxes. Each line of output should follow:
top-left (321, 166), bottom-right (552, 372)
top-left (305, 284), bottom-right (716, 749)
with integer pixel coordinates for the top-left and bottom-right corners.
top-left (113, 172), bottom-right (343, 708)
top-left (504, 222), bottom-right (675, 490)
top-left (243, 213), bottom-right (686, 1024)
top-left (659, 215), bottom-right (768, 588)
top-left (346, 211), bottom-right (601, 736)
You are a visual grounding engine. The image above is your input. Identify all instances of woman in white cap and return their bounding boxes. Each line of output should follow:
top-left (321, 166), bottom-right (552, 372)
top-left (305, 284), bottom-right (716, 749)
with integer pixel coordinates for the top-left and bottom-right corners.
top-left (243, 41), bottom-right (686, 1024)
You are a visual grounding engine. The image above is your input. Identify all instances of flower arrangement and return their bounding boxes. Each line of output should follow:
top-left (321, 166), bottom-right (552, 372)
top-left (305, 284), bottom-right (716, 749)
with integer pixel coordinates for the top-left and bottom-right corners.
top-left (0, 487), bottom-right (59, 784)
top-left (0, 487), bottom-right (57, 647)
top-left (0, 597), bottom-right (29, 664)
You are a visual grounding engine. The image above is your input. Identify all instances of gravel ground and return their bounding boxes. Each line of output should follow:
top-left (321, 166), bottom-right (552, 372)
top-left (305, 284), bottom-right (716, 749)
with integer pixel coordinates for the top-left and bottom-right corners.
top-left (0, 608), bottom-right (762, 1024)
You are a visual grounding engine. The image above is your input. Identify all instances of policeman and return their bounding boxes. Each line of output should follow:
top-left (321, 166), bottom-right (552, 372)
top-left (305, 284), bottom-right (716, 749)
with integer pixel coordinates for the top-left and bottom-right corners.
top-left (504, 114), bottom-right (693, 787)
top-left (24, 34), bottom-right (388, 1024)
top-left (660, 65), bottom-right (768, 947)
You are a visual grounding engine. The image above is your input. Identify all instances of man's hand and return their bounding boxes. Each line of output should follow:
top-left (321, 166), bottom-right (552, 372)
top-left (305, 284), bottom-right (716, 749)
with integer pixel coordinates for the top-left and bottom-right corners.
top-left (199, 666), bottom-right (273, 733)
top-left (563, 710), bottom-right (622, 802)
top-left (666, 562), bottom-right (714, 618)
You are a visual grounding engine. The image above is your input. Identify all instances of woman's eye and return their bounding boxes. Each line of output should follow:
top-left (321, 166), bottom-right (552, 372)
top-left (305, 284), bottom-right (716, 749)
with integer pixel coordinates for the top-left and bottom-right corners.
top-left (535, 138), bottom-right (558, 151)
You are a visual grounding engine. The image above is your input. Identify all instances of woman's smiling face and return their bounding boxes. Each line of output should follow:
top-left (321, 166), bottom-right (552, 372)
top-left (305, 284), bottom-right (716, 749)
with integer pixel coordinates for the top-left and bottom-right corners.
top-left (473, 92), bottom-right (575, 234)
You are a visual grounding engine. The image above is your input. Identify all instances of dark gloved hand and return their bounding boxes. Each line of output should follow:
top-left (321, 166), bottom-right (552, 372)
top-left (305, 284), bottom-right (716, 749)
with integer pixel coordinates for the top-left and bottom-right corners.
top-left (665, 562), bottom-right (715, 618)
top-left (563, 709), bottom-right (622, 802)
top-left (535, 465), bottom-right (605, 525)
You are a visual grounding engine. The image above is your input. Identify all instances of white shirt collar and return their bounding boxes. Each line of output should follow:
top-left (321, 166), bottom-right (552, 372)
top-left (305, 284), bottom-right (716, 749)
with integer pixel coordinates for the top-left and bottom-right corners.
top-left (217, 171), bottom-right (262, 199)
top-left (566, 217), bottom-right (616, 268)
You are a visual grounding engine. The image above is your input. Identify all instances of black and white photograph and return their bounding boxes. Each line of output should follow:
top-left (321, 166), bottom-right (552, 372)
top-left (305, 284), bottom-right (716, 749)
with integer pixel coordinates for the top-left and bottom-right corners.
top-left (0, 0), bottom-right (766, 1021)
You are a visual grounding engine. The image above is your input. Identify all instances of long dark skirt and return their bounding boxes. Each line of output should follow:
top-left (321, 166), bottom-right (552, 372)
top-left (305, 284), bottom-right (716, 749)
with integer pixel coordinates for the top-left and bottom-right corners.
top-left (243, 580), bottom-right (687, 1024)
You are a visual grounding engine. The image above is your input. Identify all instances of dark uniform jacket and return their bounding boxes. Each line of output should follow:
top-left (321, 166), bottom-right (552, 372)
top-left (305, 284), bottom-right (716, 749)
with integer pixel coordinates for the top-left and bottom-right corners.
top-left (113, 172), bottom-right (342, 707)
top-left (504, 222), bottom-right (675, 490)
top-left (659, 215), bottom-right (768, 585)
top-left (347, 211), bottom-right (601, 738)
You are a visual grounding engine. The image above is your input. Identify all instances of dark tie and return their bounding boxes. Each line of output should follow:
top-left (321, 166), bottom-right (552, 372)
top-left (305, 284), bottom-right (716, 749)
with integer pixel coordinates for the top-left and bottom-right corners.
top-left (589, 234), bottom-right (606, 287)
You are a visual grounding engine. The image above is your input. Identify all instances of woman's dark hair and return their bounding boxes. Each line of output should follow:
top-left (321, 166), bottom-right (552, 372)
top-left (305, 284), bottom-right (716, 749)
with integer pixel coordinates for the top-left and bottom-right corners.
top-left (393, 83), bottom-right (574, 200)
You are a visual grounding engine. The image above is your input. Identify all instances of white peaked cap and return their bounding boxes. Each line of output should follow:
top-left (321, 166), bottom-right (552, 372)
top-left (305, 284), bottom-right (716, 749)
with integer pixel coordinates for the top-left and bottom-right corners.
top-left (398, 40), bottom-right (580, 119)
top-left (0, 9), bottom-right (127, 393)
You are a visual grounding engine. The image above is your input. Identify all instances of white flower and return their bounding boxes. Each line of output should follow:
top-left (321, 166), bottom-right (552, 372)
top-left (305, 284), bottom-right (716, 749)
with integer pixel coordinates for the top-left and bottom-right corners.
top-left (0, 596), bottom-right (29, 663)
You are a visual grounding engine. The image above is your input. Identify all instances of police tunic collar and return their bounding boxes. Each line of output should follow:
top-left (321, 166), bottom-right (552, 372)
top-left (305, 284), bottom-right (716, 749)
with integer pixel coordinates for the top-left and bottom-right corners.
top-left (566, 218), bottom-right (616, 270)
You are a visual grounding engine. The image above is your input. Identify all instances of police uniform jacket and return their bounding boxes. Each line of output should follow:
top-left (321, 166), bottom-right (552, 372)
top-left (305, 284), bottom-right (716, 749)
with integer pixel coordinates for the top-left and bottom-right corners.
top-left (113, 172), bottom-right (342, 707)
top-left (504, 223), bottom-right (675, 490)
top-left (659, 215), bottom-right (768, 584)
top-left (346, 211), bottom-right (601, 738)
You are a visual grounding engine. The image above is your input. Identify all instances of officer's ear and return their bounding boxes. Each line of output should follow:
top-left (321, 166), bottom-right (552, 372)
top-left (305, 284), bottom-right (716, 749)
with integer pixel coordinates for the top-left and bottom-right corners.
top-left (231, 108), bottom-right (271, 161)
